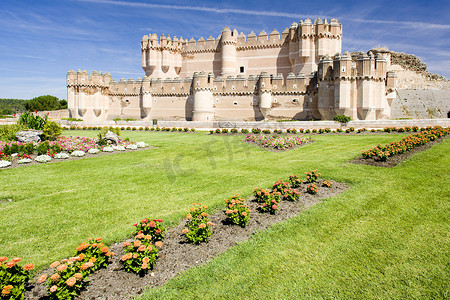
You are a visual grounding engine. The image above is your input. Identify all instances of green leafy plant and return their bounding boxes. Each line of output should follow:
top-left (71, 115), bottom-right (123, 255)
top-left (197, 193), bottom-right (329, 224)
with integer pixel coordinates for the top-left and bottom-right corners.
top-left (182, 203), bottom-right (213, 244)
top-left (241, 128), bottom-right (249, 134)
top-left (37, 140), bottom-right (50, 155)
top-left (259, 191), bottom-right (281, 214)
top-left (0, 256), bottom-right (34, 299)
top-left (0, 124), bottom-right (28, 141)
top-left (224, 195), bottom-right (250, 227)
top-left (120, 240), bottom-right (159, 275)
top-left (282, 188), bottom-right (301, 201)
top-left (17, 112), bottom-right (47, 130)
top-left (305, 170), bottom-right (321, 183)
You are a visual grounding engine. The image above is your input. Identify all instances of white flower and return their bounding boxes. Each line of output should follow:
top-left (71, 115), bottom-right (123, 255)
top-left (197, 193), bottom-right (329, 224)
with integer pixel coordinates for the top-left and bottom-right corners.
top-left (54, 153), bottom-right (70, 159)
top-left (11, 153), bottom-right (18, 158)
top-left (102, 146), bottom-right (114, 152)
top-left (18, 158), bottom-right (32, 164)
top-left (112, 145), bottom-right (125, 151)
top-left (71, 150), bottom-right (85, 157)
top-left (35, 155), bottom-right (52, 163)
top-left (126, 144), bottom-right (138, 150)
top-left (136, 142), bottom-right (149, 148)
top-left (88, 148), bottom-right (100, 154)
top-left (0, 160), bottom-right (12, 168)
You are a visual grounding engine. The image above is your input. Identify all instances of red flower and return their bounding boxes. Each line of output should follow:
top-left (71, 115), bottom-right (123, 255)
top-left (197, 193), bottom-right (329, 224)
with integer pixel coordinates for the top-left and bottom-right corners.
top-left (272, 205), bottom-right (277, 210)
top-left (155, 219), bottom-right (163, 223)
top-left (149, 221), bottom-right (156, 227)
top-left (155, 228), bottom-right (161, 234)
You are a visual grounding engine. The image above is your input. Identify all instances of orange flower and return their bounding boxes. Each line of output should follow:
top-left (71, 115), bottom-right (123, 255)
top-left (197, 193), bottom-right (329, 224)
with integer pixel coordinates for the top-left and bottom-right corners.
top-left (0, 257), bottom-right (7, 263)
top-left (81, 262), bottom-right (94, 270)
top-left (147, 245), bottom-right (153, 251)
top-left (57, 264), bottom-right (67, 272)
top-left (5, 261), bottom-right (15, 268)
top-left (203, 205), bottom-right (208, 209)
top-left (89, 257), bottom-right (96, 263)
top-left (38, 274), bottom-right (47, 283)
top-left (155, 241), bottom-right (163, 248)
top-left (144, 235), bottom-right (152, 240)
top-left (201, 212), bottom-right (208, 217)
top-left (12, 257), bottom-right (21, 263)
top-left (134, 240), bottom-right (141, 247)
top-left (101, 246), bottom-right (109, 253)
top-left (138, 245), bottom-right (146, 252)
top-left (182, 228), bottom-right (189, 234)
top-left (24, 263), bottom-right (35, 271)
top-left (226, 210), bottom-right (232, 214)
top-left (190, 207), bottom-right (195, 212)
top-left (50, 285), bottom-right (58, 293)
top-left (50, 273), bottom-right (61, 282)
top-left (133, 253), bottom-right (138, 259)
top-left (242, 212), bottom-right (247, 217)
top-left (79, 253), bottom-right (85, 260)
top-left (123, 242), bottom-right (131, 247)
top-left (186, 214), bottom-right (192, 219)
top-left (136, 233), bottom-right (144, 239)
top-left (199, 223), bottom-right (206, 228)
top-left (66, 277), bottom-right (76, 287)
top-left (141, 263), bottom-right (148, 270)
top-left (96, 237), bottom-right (102, 242)
top-left (74, 273), bottom-right (83, 281)
top-left (61, 259), bottom-right (68, 263)
top-left (121, 254), bottom-right (129, 261)
top-left (142, 257), bottom-right (150, 263)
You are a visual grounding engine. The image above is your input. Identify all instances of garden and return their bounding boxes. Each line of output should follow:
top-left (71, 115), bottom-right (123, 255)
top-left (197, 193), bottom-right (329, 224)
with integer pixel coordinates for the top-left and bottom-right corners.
top-left (0, 115), bottom-right (449, 299)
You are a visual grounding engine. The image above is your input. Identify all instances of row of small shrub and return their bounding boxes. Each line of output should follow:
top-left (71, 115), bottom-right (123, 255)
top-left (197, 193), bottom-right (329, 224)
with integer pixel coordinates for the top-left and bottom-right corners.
top-left (209, 126), bottom-right (428, 135)
top-left (361, 126), bottom-right (449, 161)
top-left (180, 170), bottom-right (333, 244)
top-left (66, 126), bottom-right (195, 132)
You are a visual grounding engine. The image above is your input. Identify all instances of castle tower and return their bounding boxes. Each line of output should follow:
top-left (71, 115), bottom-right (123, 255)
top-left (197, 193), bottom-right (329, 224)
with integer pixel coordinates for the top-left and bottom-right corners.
top-left (140, 76), bottom-right (152, 120)
top-left (333, 52), bottom-right (355, 119)
top-left (67, 70), bottom-right (78, 118)
top-left (258, 72), bottom-right (272, 119)
top-left (192, 72), bottom-right (214, 121)
top-left (220, 27), bottom-right (237, 77)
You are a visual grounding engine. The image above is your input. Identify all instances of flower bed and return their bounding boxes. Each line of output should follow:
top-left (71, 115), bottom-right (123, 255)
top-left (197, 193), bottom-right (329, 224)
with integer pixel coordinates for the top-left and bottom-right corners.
top-left (244, 134), bottom-right (313, 150)
top-left (361, 126), bottom-right (449, 161)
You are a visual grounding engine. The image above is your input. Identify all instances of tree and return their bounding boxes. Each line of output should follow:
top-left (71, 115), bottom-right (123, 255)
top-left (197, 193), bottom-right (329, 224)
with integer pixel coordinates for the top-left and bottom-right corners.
top-left (25, 95), bottom-right (66, 111)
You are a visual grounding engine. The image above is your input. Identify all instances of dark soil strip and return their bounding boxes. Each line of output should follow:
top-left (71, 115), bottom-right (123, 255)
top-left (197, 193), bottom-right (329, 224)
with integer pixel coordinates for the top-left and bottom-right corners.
top-left (350, 136), bottom-right (447, 168)
top-left (25, 180), bottom-right (348, 299)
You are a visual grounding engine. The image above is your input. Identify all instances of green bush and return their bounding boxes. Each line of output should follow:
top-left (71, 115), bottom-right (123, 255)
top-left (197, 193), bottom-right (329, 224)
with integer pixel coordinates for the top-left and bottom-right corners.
top-left (333, 115), bottom-right (351, 123)
top-left (37, 141), bottom-right (50, 155)
top-left (17, 112), bottom-right (47, 130)
top-left (43, 121), bottom-right (62, 141)
top-left (0, 124), bottom-right (28, 141)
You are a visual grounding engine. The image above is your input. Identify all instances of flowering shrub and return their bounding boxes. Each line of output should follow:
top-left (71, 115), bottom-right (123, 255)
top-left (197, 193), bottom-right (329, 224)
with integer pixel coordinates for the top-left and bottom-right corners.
top-left (88, 148), bottom-right (100, 154)
top-left (256, 191), bottom-right (281, 214)
top-left (54, 153), bottom-right (70, 159)
top-left (306, 184), bottom-right (318, 194)
top-left (305, 170), bottom-right (321, 183)
top-left (240, 128), bottom-right (249, 134)
top-left (112, 145), bottom-right (125, 151)
top-left (56, 136), bottom-right (99, 153)
top-left (0, 160), bottom-right (11, 168)
top-left (102, 146), bottom-right (113, 152)
top-left (18, 157), bottom-right (32, 164)
top-left (40, 238), bottom-right (113, 299)
top-left (136, 142), bottom-right (149, 148)
top-left (251, 128), bottom-right (261, 134)
top-left (224, 195), bottom-right (251, 227)
top-left (70, 150), bottom-right (85, 157)
top-left (0, 256), bottom-right (34, 299)
top-left (288, 174), bottom-right (302, 187)
top-left (253, 187), bottom-right (271, 203)
top-left (322, 180), bottom-right (333, 188)
top-left (121, 239), bottom-right (160, 275)
top-left (272, 180), bottom-right (290, 193)
top-left (182, 203), bottom-right (213, 244)
top-left (126, 144), bottom-right (138, 150)
top-left (361, 126), bottom-right (449, 161)
top-left (244, 135), bottom-right (312, 150)
top-left (132, 219), bottom-right (166, 242)
top-left (282, 188), bottom-right (301, 201)
top-left (35, 154), bottom-right (52, 163)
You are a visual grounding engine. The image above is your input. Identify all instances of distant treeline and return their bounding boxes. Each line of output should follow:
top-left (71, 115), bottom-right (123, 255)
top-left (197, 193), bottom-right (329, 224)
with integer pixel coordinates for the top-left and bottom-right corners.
top-left (0, 95), bottom-right (67, 116)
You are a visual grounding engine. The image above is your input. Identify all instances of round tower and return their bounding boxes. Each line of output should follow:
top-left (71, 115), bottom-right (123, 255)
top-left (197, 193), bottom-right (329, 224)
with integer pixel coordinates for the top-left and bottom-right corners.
top-left (220, 27), bottom-right (237, 77)
top-left (258, 72), bottom-right (272, 119)
top-left (192, 72), bottom-right (214, 121)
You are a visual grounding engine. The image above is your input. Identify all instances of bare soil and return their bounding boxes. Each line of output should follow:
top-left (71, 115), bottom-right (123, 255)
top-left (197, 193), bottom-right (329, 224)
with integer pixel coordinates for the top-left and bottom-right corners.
top-left (26, 180), bottom-right (348, 300)
top-left (350, 136), bottom-right (447, 168)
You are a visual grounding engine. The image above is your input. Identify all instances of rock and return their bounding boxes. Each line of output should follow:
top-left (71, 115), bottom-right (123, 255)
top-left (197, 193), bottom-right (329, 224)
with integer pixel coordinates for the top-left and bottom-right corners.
top-left (104, 131), bottom-right (120, 145)
top-left (16, 130), bottom-right (43, 143)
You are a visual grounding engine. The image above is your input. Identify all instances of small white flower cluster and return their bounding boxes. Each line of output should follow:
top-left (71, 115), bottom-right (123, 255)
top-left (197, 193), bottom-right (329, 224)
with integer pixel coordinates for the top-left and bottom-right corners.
top-left (102, 146), bottom-right (114, 152)
top-left (126, 144), bottom-right (138, 150)
top-left (11, 153), bottom-right (18, 158)
top-left (18, 158), bottom-right (32, 164)
top-left (88, 148), bottom-right (100, 154)
top-left (71, 150), bottom-right (85, 157)
top-left (35, 155), bottom-right (52, 163)
top-left (112, 145), bottom-right (126, 151)
top-left (54, 153), bottom-right (70, 159)
top-left (136, 142), bottom-right (149, 148)
top-left (0, 160), bottom-right (12, 168)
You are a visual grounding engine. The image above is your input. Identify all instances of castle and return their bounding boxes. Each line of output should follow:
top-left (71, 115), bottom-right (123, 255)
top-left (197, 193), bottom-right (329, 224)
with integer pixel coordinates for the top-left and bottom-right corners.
top-left (67, 18), bottom-right (397, 122)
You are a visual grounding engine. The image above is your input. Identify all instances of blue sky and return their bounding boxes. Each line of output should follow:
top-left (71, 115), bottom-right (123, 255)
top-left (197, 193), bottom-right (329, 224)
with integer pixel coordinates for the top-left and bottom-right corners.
top-left (1, 0), bottom-right (449, 100)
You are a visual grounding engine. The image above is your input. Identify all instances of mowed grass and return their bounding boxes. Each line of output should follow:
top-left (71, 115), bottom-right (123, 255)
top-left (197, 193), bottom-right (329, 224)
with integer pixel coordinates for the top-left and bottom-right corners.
top-left (1, 130), bottom-right (449, 298)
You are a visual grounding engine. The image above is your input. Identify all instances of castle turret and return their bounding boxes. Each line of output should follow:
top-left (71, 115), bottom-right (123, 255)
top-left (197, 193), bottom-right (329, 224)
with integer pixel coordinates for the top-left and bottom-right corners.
top-left (220, 27), bottom-right (237, 77)
top-left (258, 72), bottom-right (272, 119)
top-left (141, 76), bottom-right (152, 119)
top-left (192, 72), bottom-right (214, 121)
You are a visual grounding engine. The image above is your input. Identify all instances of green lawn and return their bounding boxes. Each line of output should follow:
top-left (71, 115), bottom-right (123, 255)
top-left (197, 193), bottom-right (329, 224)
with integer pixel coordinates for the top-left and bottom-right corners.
top-left (1, 130), bottom-right (448, 298)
